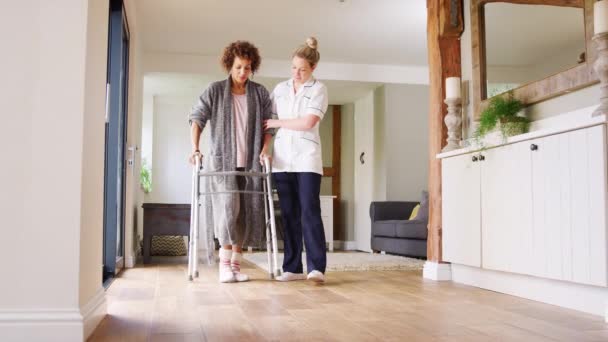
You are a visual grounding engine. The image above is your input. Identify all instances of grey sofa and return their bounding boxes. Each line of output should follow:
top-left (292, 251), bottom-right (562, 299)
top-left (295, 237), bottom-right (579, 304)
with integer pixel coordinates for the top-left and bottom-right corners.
top-left (369, 192), bottom-right (428, 258)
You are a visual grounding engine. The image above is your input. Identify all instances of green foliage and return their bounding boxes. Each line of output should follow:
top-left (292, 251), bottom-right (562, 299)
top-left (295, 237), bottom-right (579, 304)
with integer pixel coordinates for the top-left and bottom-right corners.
top-left (140, 159), bottom-right (152, 194)
top-left (474, 94), bottom-right (529, 140)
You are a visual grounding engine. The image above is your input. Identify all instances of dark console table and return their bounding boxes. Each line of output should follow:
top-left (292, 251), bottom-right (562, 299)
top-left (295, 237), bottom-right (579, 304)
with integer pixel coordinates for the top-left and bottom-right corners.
top-left (142, 203), bottom-right (190, 264)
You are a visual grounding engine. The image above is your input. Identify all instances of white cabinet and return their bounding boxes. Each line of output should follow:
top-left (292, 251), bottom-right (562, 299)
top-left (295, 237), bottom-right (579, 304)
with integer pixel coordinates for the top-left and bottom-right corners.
top-left (442, 153), bottom-right (481, 267)
top-left (529, 125), bottom-right (607, 286)
top-left (442, 124), bottom-right (608, 287)
top-left (481, 141), bottom-right (533, 275)
top-left (320, 196), bottom-right (335, 252)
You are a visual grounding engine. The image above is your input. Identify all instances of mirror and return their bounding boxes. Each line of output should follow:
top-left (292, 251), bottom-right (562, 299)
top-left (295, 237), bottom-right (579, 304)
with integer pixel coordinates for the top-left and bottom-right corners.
top-left (484, 3), bottom-right (585, 98)
top-left (471, 0), bottom-right (598, 120)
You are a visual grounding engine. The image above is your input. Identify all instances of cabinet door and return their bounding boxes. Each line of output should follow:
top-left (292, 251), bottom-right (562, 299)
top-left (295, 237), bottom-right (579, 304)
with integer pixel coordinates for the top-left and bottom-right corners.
top-left (442, 153), bottom-right (481, 267)
top-left (481, 142), bottom-right (533, 274)
top-left (531, 125), bottom-right (607, 286)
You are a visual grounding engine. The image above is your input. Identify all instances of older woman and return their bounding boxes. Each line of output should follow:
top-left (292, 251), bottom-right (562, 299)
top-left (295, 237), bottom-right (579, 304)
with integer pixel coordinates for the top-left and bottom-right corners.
top-left (265, 37), bottom-right (329, 283)
top-left (189, 41), bottom-right (273, 283)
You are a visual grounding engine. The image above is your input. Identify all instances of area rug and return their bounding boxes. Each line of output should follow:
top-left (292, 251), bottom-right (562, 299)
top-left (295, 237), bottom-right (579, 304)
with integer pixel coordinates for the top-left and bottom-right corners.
top-left (242, 251), bottom-right (425, 272)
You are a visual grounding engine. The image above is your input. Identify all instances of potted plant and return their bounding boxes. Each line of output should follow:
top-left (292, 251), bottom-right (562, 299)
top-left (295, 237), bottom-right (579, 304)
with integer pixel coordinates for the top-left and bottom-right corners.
top-left (474, 93), bottom-right (530, 143)
top-left (140, 158), bottom-right (152, 194)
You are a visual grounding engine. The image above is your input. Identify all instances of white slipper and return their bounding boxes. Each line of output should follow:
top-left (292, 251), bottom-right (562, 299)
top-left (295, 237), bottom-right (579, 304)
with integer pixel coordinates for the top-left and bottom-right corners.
top-left (275, 272), bottom-right (306, 282)
top-left (307, 270), bottom-right (325, 283)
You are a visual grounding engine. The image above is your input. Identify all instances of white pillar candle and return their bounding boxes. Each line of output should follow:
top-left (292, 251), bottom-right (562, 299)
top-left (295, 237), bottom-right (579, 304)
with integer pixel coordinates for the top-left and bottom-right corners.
top-left (595, 0), bottom-right (608, 35)
top-left (445, 77), bottom-right (461, 99)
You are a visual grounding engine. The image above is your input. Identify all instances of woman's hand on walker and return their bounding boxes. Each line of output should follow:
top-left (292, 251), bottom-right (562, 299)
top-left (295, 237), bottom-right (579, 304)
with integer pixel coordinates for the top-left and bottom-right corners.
top-left (259, 149), bottom-right (272, 166)
top-left (189, 150), bottom-right (202, 165)
top-left (264, 119), bottom-right (280, 130)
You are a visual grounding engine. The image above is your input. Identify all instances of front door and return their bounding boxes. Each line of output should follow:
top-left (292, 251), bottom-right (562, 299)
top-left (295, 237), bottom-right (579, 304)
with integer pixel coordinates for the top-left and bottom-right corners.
top-left (103, 0), bottom-right (130, 283)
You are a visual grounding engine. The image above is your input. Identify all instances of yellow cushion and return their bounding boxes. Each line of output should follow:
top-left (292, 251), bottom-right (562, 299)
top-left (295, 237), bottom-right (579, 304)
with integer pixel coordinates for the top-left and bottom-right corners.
top-left (409, 204), bottom-right (420, 220)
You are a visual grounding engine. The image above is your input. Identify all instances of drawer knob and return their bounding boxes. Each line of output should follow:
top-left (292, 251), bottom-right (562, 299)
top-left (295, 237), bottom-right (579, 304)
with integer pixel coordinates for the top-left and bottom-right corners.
top-left (472, 155), bottom-right (478, 162)
top-left (530, 144), bottom-right (538, 151)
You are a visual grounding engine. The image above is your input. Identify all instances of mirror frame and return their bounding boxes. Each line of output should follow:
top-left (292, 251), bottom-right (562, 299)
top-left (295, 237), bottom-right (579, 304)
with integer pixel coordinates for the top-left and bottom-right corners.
top-left (471, 0), bottom-right (598, 120)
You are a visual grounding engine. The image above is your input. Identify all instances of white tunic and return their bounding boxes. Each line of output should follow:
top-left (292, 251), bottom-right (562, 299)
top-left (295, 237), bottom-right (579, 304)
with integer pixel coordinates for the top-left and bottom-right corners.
top-left (270, 78), bottom-right (329, 175)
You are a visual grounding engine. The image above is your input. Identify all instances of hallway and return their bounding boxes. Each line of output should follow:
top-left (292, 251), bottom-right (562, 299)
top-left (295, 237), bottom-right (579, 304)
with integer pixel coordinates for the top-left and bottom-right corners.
top-left (89, 261), bottom-right (608, 341)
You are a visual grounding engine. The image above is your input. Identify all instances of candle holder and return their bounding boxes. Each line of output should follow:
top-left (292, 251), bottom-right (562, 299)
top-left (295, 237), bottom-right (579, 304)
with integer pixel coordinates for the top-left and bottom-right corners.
top-left (442, 97), bottom-right (462, 152)
top-left (593, 32), bottom-right (608, 117)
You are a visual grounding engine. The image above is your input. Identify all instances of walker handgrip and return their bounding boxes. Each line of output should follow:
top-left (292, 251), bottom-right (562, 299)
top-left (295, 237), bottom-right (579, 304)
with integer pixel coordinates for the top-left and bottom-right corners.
top-left (194, 153), bottom-right (202, 170)
top-left (263, 156), bottom-right (271, 173)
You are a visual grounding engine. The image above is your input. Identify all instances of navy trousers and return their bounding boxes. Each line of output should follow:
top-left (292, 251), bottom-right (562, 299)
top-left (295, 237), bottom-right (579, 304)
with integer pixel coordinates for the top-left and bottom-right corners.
top-left (273, 172), bottom-right (327, 274)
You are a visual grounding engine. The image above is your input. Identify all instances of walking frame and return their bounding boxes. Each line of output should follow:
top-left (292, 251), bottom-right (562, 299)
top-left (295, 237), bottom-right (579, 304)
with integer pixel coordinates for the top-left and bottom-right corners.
top-left (188, 154), bottom-right (281, 281)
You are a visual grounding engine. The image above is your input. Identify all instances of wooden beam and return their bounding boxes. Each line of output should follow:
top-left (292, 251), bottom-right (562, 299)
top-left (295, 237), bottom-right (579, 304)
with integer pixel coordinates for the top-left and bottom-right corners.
top-left (440, 0), bottom-right (464, 37)
top-left (427, 0), bottom-right (463, 263)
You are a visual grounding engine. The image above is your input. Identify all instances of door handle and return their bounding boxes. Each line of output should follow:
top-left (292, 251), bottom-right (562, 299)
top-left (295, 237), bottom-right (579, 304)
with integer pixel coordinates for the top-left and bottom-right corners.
top-left (359, 152), bottom-right (365, 164)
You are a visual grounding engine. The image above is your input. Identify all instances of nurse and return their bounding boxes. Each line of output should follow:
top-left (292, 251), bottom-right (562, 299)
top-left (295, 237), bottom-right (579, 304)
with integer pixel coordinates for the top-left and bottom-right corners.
top-left (264, 37), bottom-right (329, 283)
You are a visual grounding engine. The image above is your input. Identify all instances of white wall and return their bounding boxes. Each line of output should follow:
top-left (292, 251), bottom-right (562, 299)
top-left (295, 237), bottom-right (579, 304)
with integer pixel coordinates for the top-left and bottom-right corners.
top-left (79, 0), bottom-right (110, 336)
top-left (384, 84), bottom-right (429, 201)
top-left (373, 86), bottom-right (387, 201)
top-left (123, 0), bottom-right (145, 269)
top-left (372, 84), bottom-right (430, 202)
top-left (137, 93), bottom-right (154, 242)
top-left (320, 105), bottom-right (334, 196)
top-left (354, 91), bottom-right (376, 251)
top-left (141, 93), bottom-right (154, 168)
top-left (148, 95), bottom-right (205, 204)
top-left (340, 104), bottom-right (356, 241)
top-left (0, 0), bottom-right (108, 340)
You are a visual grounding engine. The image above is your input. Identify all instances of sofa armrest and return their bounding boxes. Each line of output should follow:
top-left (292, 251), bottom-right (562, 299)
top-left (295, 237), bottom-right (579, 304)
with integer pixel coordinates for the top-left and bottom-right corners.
top-left (369, 201), bottom-right (418, 222)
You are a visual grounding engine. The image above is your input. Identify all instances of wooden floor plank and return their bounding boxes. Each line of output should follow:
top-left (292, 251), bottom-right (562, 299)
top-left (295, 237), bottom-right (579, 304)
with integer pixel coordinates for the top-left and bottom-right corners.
top-left (88, 261), bottom-right (607, 342)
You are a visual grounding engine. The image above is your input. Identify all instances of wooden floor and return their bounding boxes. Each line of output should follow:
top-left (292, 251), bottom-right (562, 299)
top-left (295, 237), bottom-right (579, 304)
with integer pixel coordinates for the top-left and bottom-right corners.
top-left (89, 260), bottom-right (608, 342)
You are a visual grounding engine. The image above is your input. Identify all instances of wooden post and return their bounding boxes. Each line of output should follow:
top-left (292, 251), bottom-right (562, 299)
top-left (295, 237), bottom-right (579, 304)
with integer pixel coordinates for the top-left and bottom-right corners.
top-left (427, 0), bottom-right (464, 263)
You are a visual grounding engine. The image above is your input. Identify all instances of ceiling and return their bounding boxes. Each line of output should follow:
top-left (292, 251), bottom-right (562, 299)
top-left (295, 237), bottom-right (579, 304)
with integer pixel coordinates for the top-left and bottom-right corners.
top-left (134, 0), bottom-right (428, 66)
top-left (144, 73), bottom-right (383, 105)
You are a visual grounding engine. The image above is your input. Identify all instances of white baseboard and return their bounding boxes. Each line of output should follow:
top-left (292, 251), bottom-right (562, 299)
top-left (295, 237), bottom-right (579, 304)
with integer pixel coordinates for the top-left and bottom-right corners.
top-left (423, 261), bottom-right (452, 281)
top-left (0, 288), bottom-right (107, 342)
top-left (0, 309), bottom-right (83, 342)
top-left (125, 255), bottom-right (136, 268)
top-left (334, 240), bottom-right (357, 251)
top-left (452, 264), bottom-right (608, 319)
top-left (81, 288), bottom-right (107, 340)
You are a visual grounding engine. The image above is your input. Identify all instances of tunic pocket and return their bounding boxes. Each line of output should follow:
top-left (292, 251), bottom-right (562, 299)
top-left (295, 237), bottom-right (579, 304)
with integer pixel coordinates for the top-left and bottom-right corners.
top-left (298, 132), bottom-right (320, 157)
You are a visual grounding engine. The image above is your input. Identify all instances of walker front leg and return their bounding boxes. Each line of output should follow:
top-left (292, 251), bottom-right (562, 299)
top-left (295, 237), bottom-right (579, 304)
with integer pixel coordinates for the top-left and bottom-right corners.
top-left (188, 155), bottom-right (201, 281)
top-left (263, 179), bottom-right (273, 279)
top-left (192, 158), bottom-right (201, 278)
top-left (264, 157), bottom-right (281, 277)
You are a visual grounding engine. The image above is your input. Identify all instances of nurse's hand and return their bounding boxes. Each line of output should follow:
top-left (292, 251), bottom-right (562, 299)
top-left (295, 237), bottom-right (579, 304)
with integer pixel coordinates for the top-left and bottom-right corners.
top-left (264, 119), bottom-right (281, 130)
top-left (259, 148), bottom-right (272, 167)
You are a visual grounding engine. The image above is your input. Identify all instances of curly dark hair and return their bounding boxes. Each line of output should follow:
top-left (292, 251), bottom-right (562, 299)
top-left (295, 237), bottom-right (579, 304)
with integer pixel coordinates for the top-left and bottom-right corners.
top-left (220, 41), bottom-right (261, 74)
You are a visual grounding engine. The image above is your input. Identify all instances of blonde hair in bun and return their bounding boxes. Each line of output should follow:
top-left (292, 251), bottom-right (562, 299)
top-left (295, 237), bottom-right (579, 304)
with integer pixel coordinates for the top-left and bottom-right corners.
top-left (306, 37), bottom-right (318, 50)
top-left (293, 36), bottom-right (320, 68)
